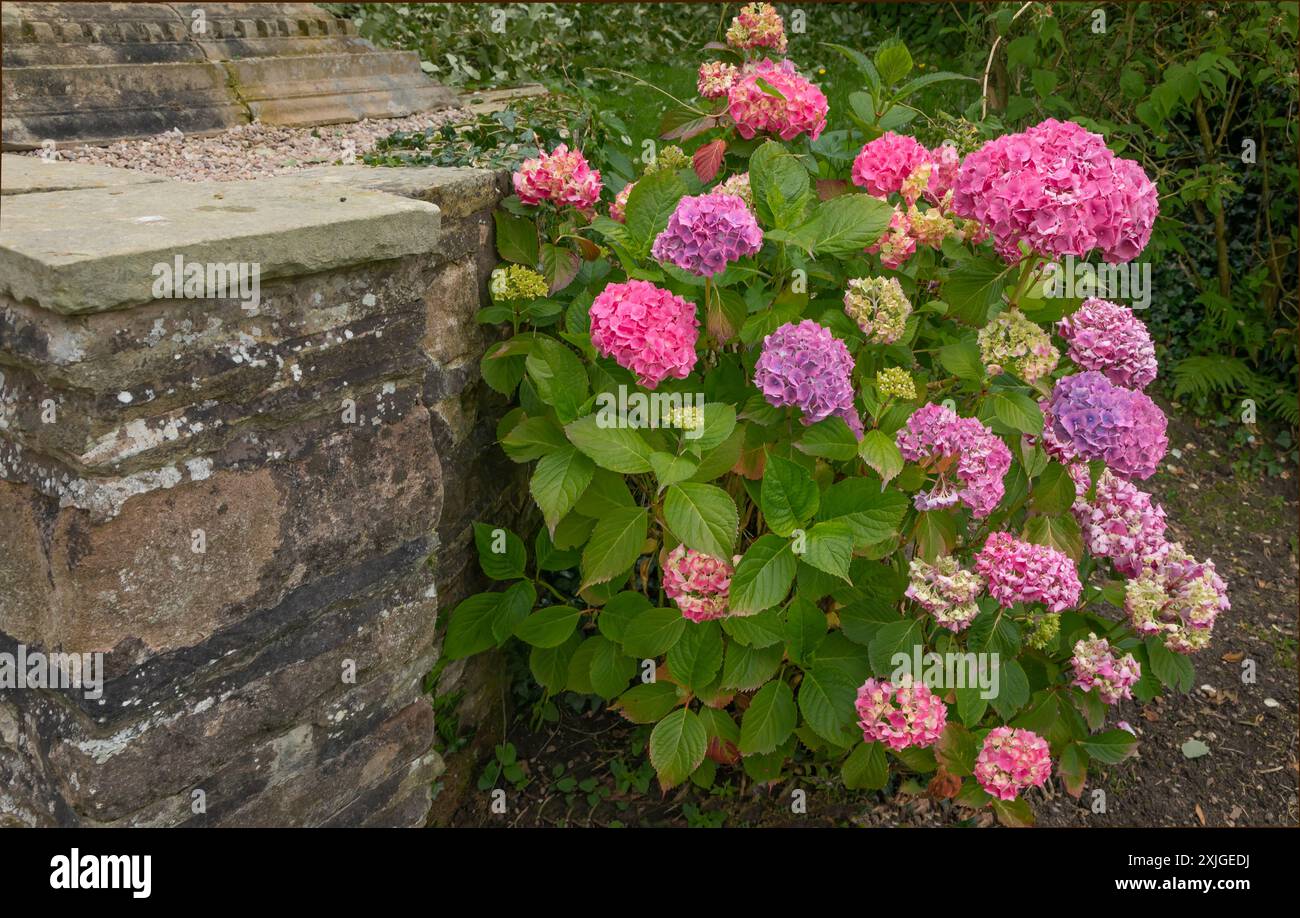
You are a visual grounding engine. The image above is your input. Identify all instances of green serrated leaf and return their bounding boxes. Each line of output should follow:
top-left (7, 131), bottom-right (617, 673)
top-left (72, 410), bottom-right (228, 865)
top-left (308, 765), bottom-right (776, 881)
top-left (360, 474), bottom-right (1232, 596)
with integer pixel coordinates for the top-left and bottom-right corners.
top-left (739, 679), bottom-right (797, 755)
top-left (530, 446), bottom-right (595, 534)
top-left (580, 506), bottom-right (647, 587)
top-left (663, 482), bottom-right (738, 559)
top-left (729, 534), bottom-right (797, 615)
top-left (760, 454), bottom-right (820, 537)
top-left (649, 708), bottom-right (707, 790)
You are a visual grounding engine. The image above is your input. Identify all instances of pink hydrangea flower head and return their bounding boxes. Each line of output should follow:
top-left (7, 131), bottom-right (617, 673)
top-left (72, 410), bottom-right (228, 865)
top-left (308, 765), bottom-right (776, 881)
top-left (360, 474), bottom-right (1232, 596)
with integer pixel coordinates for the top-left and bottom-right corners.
top-left (726, 2), bottom-right (787, 52)
top-left (728, 58), bottom-right (828, 141)
top-left (925, 142), bottom-right (961, 206)
top-left (866, 205), bottom-right (916, 269)
top-left (975, 531), bottom-right (1082, 613)
top-left (588, 280), bottom-right (699, 389)
top-left (851, 132), bottom-right (931, 200)
top-left (977, 308), bottom-right (1059, 382)
top-left (698, 61), bottom-right (739, 99)
top-left (855, 677), bottom-right (948, 750)
top-left (975, 726), bottom-right (1052, 801)
top-left (512, 143), bottom-right (602, 213)
top-left (610, 181), bottom-right (634, 223)
top-left (896, 403), bottom-right (1012, 518)
top-left (1125, 543), bottom-right (1229, 653)
top-left (953, 118), bottom-right (1158, 263)
top-left (1073, 469), bottom-right (1168, 577)
top-left (1040, 371), bottom-right (1168, 480)
top-left (1071, 633), bottom-right (1141, 704)
top-left (843, 276), bottom-right (912, 344)
top-left (1057, 297), bottom-right (1158, 390)
top-left (651, 192), bottom-right (763, 277)
top-left (663, 545), bottom-right (736, 622)
top-left (753, 319), bottom-right (862, 435)
top-left (906, 556), bottom-right (984, 632)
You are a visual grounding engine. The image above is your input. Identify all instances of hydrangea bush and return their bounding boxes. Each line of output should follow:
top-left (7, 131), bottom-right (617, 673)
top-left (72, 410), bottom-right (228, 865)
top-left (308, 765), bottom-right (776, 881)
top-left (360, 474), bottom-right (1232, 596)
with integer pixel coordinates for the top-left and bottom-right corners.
top-left (453, 5), bottom-right (1228, 825)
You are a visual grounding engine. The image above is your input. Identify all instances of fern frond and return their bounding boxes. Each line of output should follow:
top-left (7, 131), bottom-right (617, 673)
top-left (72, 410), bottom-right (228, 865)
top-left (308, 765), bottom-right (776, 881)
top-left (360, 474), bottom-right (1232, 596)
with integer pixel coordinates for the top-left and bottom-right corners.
top-left (1169, 355), bottom-right (1255, 400)
top-left (1267, 388), bottom-right (1300, 427)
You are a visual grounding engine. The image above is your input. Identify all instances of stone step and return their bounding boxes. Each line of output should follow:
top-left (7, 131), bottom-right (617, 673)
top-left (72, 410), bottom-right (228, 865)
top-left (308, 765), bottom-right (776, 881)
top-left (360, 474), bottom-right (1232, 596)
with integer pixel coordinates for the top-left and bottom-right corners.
top-left (228, 50), bottom-right (458, 127)
top-left (2, 60), bottom-right (248, 147)
top-left (2, 2), bottom-right (458, 148)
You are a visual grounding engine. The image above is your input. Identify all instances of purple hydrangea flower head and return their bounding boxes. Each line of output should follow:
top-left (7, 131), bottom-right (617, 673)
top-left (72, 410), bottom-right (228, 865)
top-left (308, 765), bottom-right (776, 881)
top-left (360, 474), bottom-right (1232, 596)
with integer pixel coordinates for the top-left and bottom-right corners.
top-left (651, 192), bottom-right (763, 277)
top-left (753, 319), bottom-right (862, 436)
top-left (1057, 297), bottom-right (1158, 390)
top-left (1040, 371), bottom-right (1168, 480)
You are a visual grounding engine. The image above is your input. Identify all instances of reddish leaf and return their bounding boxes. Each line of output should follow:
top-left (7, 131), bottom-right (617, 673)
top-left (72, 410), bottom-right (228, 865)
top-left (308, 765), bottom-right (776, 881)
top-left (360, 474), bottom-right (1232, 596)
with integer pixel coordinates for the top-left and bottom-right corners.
top-left (934, 722), bottom-right (977, 777)
top-left (927, 770), bottom-right (961, 800)
top-left (542, 244), bottom-right (581, 294)
top-left (661, 108), bottom-right (721, 141)
top-left (706, 735), bottom-right (741, 765)
top-left (733, 441), bottom-right (767, 479)
top-left (693, 139), bottom-right (727, 183)
top-left (816, 178), bottom-right (851, 201)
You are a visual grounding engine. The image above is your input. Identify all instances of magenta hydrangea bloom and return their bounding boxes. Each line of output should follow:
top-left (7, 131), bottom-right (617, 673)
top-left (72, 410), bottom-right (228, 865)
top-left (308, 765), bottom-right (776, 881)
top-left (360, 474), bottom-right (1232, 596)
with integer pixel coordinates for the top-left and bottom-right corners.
top-left (1071, 633), bottom-right (1141, 704)
top-left (855, 677), bottom-right (948, 750)
top-left (589, 280), bottom-right (699, 389)
top-left (663, 545), bottom-right (737, 623)
top-left (1125, 543), bottom-right (1229, 653)
top-left (975, 532), bottom-right (1082, 613)
top-left (851, 132), bottom-right (930, 200)
top-left (651, 193), bottom-right (763, 277)
top-left (1040, 371), bottom-right (1168, 480)
top-left (512, 144), bottom-right (602, 213)
top-left (1073, 470), bottom-right (1169, 577)
top-left (728, 59), bottom-right (828, 142)
top-left (975, 727), bottom-right (1052, 801)
top-left (953, 118), bottom-right (1158, 263)
top-left (896, 404), bottom-right (1012, 518)
top-left (753, 320), bottom-right (862, 436)
top-left (1057, 297), bottom-right (1158, 390)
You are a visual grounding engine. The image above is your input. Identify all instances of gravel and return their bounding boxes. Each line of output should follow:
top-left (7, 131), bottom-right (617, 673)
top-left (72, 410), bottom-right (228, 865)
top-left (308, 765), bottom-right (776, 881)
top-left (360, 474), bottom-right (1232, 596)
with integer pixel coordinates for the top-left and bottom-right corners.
top-left (23, 109), bottom-right (467, 183)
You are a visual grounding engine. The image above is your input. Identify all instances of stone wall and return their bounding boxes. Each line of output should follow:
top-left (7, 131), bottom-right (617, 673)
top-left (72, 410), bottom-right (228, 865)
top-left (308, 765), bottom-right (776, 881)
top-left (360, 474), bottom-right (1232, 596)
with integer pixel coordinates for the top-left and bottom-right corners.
top-left (0, 156), bottom-right (524, 826)
top-left (2, 2), bottom-right (458, 148)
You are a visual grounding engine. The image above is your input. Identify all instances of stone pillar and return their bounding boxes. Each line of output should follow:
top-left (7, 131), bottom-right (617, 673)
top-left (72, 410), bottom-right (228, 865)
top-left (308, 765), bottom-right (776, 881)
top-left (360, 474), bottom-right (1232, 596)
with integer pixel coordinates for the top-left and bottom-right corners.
top-left (0, 157), bottom-right (520, 826)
